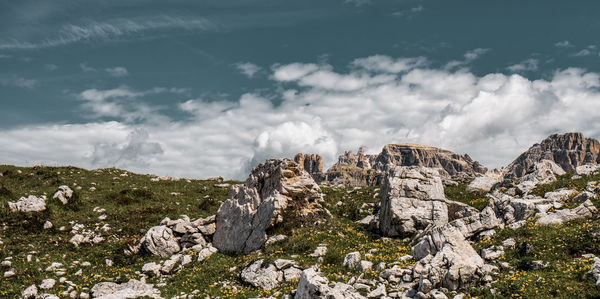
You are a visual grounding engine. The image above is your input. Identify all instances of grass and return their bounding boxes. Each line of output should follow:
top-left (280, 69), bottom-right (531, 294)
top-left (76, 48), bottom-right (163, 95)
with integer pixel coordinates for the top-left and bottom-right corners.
top-left (3, 163), bottom-right (600, 298)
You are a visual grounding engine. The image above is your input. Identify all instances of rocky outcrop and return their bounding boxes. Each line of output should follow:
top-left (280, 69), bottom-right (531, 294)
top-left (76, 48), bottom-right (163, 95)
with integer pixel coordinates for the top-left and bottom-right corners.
top-left (213, 159), bottom-right (325, 254)
top-left (140, 215), bottom-right (215, 257)
top-left (241, 259), bottom-right (303, 290)
top-left (515, 160), bottom-right (566, 194)
top-left (326, 144), bottom-right (487, 187)
top-left (295, 268), bottom-right (366, 299)
top-left (294, 153), bottom-right (325, 183)
top-left (8, 195), bottom-right (46, 213)
top-left (379, 166), bottom-right (478, 237)
top-left (324, 165), bottom-right (384, 187)
top-left (506, 132), bottom-right (600, 179)
top-left (536, 199), bottom-right (597, 225)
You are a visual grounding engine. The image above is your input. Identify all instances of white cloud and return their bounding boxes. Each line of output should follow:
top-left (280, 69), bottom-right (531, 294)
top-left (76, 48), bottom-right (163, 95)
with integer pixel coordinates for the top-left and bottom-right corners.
top-left (555, 40), bottom-right (572, 48)
top-left (352, 55), bottom-right (428, 73)
top-left (0, 16), bottom-right (214, 49)
top-left (573, 46), bottom-right (596, 57)
top-left (392, 5), bottom-right (425, 17)
top-left (105, 66), bottom-right (128, 77)
top-left (345, 0), bottom-right (371, 7)
top-left (235, 62), bottom-right (261, 78)
top-left (445, 48), bottom-right (489, 70)
top-left (506, 58), bottom-right (539, 72)
top-left (0, 76), bottom-right (37, 88)
top-left (2, 56), bottom-right (600, 180)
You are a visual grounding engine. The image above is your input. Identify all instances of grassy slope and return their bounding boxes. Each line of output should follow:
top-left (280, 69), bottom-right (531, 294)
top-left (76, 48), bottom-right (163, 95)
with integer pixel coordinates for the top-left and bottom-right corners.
top-left (2, 164), bottom-right (600, 298)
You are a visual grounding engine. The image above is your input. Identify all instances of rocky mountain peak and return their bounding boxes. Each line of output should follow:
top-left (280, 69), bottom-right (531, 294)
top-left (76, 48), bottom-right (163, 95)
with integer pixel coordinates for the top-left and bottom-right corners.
top-left (293, 153), bottom-right (324, 183)
top-left (506, 132), bottom-right (600, 179)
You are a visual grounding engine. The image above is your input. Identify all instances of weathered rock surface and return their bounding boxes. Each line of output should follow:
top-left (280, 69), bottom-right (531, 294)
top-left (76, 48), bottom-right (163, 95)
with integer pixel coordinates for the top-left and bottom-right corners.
top-left (576, 164), bottom-right (600, 176)
top-left (506, 132), bottom-right (600, 179)
top-left (241, 260), bottom-right (283, 290)
top-left (140, 214), bottom-right (215, 257)
top-left (213, 158), bottom-right (324, 254)
top-left (90, 278), bottom-right (162, 298)
top-left (140, 226), bottom-right (181, 258)
top-left (515, 160), bottom-right (566, 194)
top-left (324, 165), bottom-right (384, 187)
top-left (52, 185), bottom-right (73, 205)
top-left (467, 169), bottom-right (505, 192)
top-left (379, 166), bottom-right (478, 237)
top-left (295, 268), bottom-right (366, 299)
top-left (8, 195), bottom-right (46, 213)
top-left (537, 199), bottom-right (597, 225)
top-left (294, 153), bottom-right (325, 183)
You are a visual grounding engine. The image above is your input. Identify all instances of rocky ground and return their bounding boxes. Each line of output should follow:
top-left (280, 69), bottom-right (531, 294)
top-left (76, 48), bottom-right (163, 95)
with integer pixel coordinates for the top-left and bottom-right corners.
top-left (2, 132), bottom-right (600, 298)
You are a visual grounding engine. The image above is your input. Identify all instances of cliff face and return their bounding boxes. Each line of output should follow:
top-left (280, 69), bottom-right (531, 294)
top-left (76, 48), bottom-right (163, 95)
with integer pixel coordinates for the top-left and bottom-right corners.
top-left (505, 132), bottom-right (600, 179)
top-left (294, 153), bottom-right (325, 183)
top-left (371, 144), bottom-right (487, 176)
top-left (324, 144), bottom-right (487, 187)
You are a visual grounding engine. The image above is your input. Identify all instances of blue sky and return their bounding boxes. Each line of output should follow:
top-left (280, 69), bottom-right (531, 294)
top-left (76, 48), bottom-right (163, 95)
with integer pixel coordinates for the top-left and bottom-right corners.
top-left (1, 0), bottom-right (600, 178)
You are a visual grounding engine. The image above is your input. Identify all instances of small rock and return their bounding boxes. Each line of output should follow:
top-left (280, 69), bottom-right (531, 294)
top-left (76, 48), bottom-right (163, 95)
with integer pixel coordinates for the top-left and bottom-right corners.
top-left (343, 252), bottom-right (361, 269)
top-left (43, 221), bottom-right (53, 229)
top-left (40, 278), bottom-right (56, 290)
top-left (22, 284), bottom-right (38, 299)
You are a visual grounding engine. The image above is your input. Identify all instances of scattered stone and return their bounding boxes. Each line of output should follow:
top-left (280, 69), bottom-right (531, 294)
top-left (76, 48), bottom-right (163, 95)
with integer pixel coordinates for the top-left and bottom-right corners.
top-left (90, 278), bottom-right (162, 299)
top-left (4, 269), bottom-right (16, 278)
top-left (502, 238), bottom-right (516, 248)
top-left (480, 246), bottom-right (504, 260)
top-left (52, 185), bottom-right (73, 204)
top-left (343, 252), bottom-right (361, 269)
top-left (197, 246), bottom-right (218, 262)
top-left (142, 262), bottom-right (161, 277)
top-left (140, 226), bottom-right (181, 258)
top-left (310, 246), bottom-right (327, 257)
top-left (22, 284), bottom-right (37, 299)
top-left (367, 283), bottom-right (386, 298)
top-left (241, 260), bottom-right (283, 290)
top-left (537, 200), bottom-right (597, 225)
top-left (40, 278), bottom-right (56, 290)
top-left (43, 221), bottom-right (53, 229)
top-left (265, 234), bottom-right (287, 247)
top-left (295, 267), bottom-right (366, 299)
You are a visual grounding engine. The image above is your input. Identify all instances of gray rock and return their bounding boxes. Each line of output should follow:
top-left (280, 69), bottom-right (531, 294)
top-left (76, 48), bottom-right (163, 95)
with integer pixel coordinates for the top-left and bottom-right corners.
top-left (502, 238), bottom-right (516, 248)
top-left (536, 200), bottom-right (597, 225)
top-left (343, 252), bottom-right (361, 269)
top-left (295, 267), bottom-right (366, 299)
top-left (197, 245), bottom-right (218, 262)
top-left (22, 285), bottom-right (37, 299)
top-left (358, 260), bottom-right (373, 272)
top-left (310, 246), bottom-right (327, 257)
top-left (274, 259), bottom-right (297, 270)
top-left (467, 169), bottom-right (504, 192)
top-left (480, 246), bottom-right (504, 260)
top-left (240, 260), bottom-right (282, 290)
top-left (161, 254), bottom-right (182, 274)
top-left (588, 258), bottom-right (600, 286)
top-left (284, 267), bottom-right (303, 281)
top-left (265, 234), bottom-right (287, 247)
top-left (40, 278), bottom-right (56, 290)
top-left (213, 159), bottom-right (324, 254)
top-left (53, 185), bottom-right (73, 205)
top-left (573, 191), bottom-right (597, 203)
top-left (380, 166), bottom-right (478, 237)
top-left (140, 226), bottom-right (181, 257)
top-left (142, 262), bottom-right (161, 277)
top-left (367, 283), bottom-right (386, 298)
top-left (515, 160), bottom-right (565, 194)
top-left (576, 164), bottom-right (600, 176)
top-left (8, 195), bottom-right (46, 213)
top-left (90, 278), bottom-right (162, 298)
top-left (43, 221), bottom-right (53, 229)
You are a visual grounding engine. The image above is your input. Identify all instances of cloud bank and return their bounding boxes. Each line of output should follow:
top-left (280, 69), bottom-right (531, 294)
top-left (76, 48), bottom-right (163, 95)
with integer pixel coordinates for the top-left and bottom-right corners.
top-left (1, 55), bottom-right (600, 179)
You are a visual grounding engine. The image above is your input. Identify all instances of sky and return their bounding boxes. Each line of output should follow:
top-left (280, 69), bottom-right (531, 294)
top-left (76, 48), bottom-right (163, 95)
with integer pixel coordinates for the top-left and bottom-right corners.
top-left (1, 0), bottom-right (600, 179)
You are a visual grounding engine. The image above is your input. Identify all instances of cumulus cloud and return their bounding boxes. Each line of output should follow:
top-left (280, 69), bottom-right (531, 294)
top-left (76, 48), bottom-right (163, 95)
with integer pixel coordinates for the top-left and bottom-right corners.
top-left (573, 45), bottom-right (597, 57)
top-left (506, 58), bottom-right (539, 72)
top-left (235, 62), bottom-right (261, 78)
top-left (105, 66), bottom-right (128, 77)
top-left (2, 55), bottom-right (600, 180)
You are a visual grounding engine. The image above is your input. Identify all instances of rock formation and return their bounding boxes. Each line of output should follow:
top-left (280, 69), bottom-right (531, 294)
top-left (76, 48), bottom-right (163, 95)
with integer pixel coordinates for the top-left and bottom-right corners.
top-left (515, 160), bottom-right (566, 194)
top-left (326, 144), bottom-right (487, 187)
top-left (379, 166), bottom-right (479, 237)
top-left (506, 132), bottom-right (600, 179)
top-left (52, 185), bottom-right (73, 205)
top-left (8, 195), bottom-right (47, 213)
top-left (140, 215), bottom-right (215, 257)
top-left (213, 158), bottom-right (325, 254)
top-left (294, 153), bottom-right (325, 183)
top-left (295, 267), bottom-right (366, 299)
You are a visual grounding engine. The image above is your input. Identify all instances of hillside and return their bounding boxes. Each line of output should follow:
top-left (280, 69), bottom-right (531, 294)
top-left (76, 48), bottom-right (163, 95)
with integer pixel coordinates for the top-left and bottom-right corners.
top-left (3, 133), bottom-right (600, 299)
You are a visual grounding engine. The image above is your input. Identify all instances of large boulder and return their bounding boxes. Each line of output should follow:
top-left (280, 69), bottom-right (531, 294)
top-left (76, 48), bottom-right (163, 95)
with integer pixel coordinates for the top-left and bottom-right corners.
top-left (295, 268), bottom-right (365, 299)
top-left (379, 166), bottom-right (478, 237)
top-left (140, 226), bottom-right (181, 258)
top-left (467, 169), bottom-right (505, 192)
top-left (241, 260), bottom-right (283, 290)
top-left (505, 132), bottom-right (600, 179)
top-left (213, 159), bottom-right (324, 254)
top-left (8, 195), bottom-right (46, 213)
